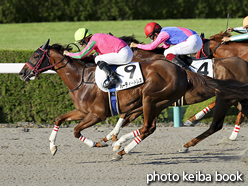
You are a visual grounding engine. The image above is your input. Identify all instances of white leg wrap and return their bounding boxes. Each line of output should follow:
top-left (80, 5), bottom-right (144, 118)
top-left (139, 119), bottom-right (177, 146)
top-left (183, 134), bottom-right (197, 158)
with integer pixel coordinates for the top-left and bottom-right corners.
top-left (124, 137), bottom-right (142, 154)
top-left (113, 118), bottom-right (124, 135)
top-left (114, 130), bottom-right (140, 147)
top-left (229, 125), bottom-right (240, 141)
top-left (195, 107), bottom-right (210, 120)
top-left (79, 135), bottom-right (95, 147)
top-left (49, 125), bottom-right (59, 149)
top-left (106, 118), bottom-right (124, 140)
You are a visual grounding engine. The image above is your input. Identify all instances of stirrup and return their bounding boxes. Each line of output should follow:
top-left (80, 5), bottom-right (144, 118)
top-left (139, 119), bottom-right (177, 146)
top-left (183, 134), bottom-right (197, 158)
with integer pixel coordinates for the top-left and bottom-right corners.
top-left (103, 78), bottom-right (120, 89)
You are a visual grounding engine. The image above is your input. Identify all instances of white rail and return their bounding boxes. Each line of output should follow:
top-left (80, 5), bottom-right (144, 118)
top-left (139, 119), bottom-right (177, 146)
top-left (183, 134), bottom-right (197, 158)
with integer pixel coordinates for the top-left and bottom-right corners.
top-left (0, 63), bottom-right (56, 74)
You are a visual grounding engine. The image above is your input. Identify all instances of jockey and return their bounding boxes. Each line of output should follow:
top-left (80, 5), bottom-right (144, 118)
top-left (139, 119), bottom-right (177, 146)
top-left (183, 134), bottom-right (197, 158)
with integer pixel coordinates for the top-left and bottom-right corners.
top-left (222, 16), bottom-right (248, 43)
top-left (63, 28), bottom-right (133, 88)
top-left (130, 22), bottom-right (202, 70)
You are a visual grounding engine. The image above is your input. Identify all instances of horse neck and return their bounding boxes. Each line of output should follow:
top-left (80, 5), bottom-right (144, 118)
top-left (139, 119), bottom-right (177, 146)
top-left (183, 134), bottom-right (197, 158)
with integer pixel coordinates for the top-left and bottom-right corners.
top-left (209, 39), bottom-right (248, 59)
top-left (50, 50), bottom-right (94, 91)
top-left (209, 39), bottom-right (219, 49)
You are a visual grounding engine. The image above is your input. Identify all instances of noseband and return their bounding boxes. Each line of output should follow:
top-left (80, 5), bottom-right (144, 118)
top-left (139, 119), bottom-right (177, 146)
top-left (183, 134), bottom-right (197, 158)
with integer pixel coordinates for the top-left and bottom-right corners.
top-left (25, 47), bottom-right (66, 78)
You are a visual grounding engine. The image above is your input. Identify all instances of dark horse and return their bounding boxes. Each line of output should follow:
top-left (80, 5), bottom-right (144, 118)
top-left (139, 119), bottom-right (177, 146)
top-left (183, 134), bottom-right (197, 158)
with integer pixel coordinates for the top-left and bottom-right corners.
top-left (19, 39), bottom-right (248, 160)
top-left (185, 31), bottom-right (248, 140)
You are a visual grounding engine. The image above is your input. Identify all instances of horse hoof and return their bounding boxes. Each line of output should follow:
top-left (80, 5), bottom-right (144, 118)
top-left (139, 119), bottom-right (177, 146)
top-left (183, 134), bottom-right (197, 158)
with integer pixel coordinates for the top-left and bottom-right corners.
top-left (95, 140), bottom-right (108, 147)
top-left (99, 140), bottom-right (108, 147)
top-left (50, 146), bottom-right (57, 156)
top-left (113, 145), bottom-right (121, 152)
top-left (179, 146), bottom-right (188, 153)
top-left (112, 141), bottom-right (117, 147)
top-left (111, 153), bottom-right (122, 161)
top-left (229, 134), bottom-right (238, 141)
top-left (229, 137), bottom-right (237, 141)
top-left (183, 120), bottom-right (195, 127)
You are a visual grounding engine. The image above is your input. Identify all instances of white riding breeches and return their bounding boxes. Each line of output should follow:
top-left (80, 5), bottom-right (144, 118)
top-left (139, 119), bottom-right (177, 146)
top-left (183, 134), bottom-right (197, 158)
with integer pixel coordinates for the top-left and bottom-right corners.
top-left (163, 34), bottom-right (203, 57)
top-left (95, 46), bottom-right (133, 65)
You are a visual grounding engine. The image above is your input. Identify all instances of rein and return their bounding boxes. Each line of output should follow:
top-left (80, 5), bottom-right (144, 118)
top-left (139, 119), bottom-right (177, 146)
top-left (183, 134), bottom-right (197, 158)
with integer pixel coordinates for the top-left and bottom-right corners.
top-left (70, 62), bottom-right (95, 92)
top-left (209, 41), bottom-right (222, 58)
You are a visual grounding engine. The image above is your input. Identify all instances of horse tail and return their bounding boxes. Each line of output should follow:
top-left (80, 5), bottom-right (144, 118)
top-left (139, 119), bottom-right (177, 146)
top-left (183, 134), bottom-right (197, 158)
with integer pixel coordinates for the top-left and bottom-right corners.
top-left (186, 70), bottom-right (248, 100)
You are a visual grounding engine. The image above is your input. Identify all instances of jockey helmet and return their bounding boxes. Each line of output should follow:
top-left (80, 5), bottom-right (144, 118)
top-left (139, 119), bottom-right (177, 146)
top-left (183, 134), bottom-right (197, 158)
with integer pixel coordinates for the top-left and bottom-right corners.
top-left (74, 28), bottom-right (93, 44)
top-left (144, 22), bottom-right (162, 38)
top-left (243, 16), bottom-right (248, 28)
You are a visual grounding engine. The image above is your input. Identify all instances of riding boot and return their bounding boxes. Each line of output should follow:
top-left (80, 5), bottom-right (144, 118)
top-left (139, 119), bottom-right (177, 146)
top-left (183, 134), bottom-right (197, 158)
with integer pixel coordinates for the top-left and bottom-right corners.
top-left (97, 61), bottom-right (120, 88)
top-left (171, 56), bottom-right (191, 71)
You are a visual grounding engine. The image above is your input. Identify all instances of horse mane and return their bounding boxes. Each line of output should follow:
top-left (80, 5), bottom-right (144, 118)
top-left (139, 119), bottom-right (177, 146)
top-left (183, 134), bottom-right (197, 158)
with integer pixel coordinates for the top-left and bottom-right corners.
top-left (50, 43), bottom-right (96, 67)
top-left (51, 43), bottom-right (73, 53)
top-left (120, 35), bottom-right (164, 54)
top-left (119, 35), bottom-right (143, 46)
top-left (209, 31), bottom-right (231, 41)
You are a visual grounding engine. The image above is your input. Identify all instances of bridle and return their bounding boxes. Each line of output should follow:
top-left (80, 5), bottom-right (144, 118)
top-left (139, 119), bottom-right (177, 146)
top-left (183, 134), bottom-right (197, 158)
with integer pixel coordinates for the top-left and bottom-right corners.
top-left (25, 46), bottom-right (66, 79)
top-left (25, 43), bottom-right (94, 92)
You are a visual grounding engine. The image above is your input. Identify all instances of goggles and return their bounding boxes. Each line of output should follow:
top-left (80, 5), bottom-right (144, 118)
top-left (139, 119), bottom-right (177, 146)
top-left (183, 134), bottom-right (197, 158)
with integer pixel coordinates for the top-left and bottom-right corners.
top-left (77, 28), bottom-right (91, 45)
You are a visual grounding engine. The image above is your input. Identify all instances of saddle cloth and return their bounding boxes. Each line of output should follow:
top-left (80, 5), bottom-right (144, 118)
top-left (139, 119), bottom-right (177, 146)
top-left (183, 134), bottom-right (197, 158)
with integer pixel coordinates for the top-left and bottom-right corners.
top-left (95, 62), bottom-right (144, 92)
top-left (191, 58), bottom-right (213, 78)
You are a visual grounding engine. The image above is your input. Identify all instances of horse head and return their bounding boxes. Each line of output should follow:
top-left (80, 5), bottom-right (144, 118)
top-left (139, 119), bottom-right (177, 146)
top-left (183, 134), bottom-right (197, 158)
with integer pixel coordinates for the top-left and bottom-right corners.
top-left (19, 39), bottom-right (54, 81)
top-left (19, 39), bottom-right (76, 81)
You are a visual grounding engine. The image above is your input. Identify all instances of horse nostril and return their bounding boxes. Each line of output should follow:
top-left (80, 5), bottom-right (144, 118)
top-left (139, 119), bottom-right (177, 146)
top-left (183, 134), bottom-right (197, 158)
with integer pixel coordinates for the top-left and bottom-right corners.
top-left (19, 68), bottom-right (28, 78)
top-left (19, 70), bottom-right (24, 76)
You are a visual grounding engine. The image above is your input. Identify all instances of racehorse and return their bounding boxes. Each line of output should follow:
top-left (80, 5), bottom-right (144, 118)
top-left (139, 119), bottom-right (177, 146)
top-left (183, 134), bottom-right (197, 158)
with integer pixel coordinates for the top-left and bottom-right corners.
top-left (185, 31), bottom-right (248, 140)
top-left (19, 39), bottom-right (248, 160)
top-left (100, 35), bottom-right (248, 154)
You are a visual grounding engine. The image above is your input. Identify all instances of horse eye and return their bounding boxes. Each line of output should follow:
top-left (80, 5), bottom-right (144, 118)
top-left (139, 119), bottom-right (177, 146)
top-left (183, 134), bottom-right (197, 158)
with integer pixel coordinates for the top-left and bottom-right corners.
top-left (33, 55), bottom-right (39, 59)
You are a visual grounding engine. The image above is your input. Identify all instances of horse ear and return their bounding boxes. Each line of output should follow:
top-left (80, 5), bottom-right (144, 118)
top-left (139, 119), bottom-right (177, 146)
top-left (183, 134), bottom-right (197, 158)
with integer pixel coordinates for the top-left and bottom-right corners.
top-left (41, 39), bottom-right (50, 49)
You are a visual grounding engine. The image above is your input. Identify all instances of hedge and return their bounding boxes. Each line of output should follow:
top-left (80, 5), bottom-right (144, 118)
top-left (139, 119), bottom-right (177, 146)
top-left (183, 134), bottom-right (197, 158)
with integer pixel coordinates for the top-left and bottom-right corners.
top-left (1, 0), bottom-right (248, 23)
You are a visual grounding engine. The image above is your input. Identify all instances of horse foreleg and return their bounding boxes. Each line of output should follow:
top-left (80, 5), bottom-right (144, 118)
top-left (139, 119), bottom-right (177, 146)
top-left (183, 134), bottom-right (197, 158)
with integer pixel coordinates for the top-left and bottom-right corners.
top-left (49, 109), bottom-right (85, 156)
top-left (112, 128), bottom-right (141, 151)
top-left (97, 111), bottom-right (143, 147)
top-left (229, 111), bottom-right (244, 140)
top-left (112, 92), bottom-right (161, 160)
top-left (74, 113), bottom-right (102, 148)
top-left (184, 100), bottom-right (216, 126)
top-left (99, 117), bottom-right (125, 143)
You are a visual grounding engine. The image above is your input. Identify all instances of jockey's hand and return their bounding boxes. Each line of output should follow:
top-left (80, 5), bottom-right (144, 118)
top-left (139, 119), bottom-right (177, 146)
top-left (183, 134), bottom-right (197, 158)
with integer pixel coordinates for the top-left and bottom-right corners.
top-left (222, 36), bottom-right (231, 44)
top-left (226, 27), bottom-right (234, 32)
top-left (63, 50), bottom-right (70, 56)
top-left (130, 42), bottom-right (138, 48)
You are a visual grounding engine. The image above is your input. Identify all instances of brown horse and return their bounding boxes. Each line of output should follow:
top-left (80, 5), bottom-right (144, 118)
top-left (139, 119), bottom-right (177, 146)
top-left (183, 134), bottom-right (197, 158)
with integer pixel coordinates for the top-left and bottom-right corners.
top-left (185, 32), bottom-right (248, 140)
top-left (101, 35), bottom-right (248, 152)
top-left (19, 39), bottom-right (248, 160)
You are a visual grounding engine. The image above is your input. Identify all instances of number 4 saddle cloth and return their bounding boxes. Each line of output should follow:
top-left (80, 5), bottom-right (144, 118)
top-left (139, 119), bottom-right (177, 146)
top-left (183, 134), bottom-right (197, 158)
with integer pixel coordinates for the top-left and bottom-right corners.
top-left (191, 58), bottom-right (213, 78)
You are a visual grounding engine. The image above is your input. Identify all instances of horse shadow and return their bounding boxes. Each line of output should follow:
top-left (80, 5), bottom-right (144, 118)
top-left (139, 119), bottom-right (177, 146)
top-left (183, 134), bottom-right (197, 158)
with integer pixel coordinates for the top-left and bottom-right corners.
top-left (129, 148), bottom-right (241, 165)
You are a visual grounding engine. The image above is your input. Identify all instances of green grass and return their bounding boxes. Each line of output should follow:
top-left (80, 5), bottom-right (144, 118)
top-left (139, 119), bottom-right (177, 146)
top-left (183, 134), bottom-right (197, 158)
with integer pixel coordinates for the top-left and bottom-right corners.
top-left (0, 18), bottom-right (243, 50)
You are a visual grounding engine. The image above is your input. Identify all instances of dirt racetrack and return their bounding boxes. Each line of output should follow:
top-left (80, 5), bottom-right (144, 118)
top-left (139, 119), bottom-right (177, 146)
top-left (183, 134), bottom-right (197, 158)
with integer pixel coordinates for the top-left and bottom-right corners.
top-left (1, 125), bottom-right (248, 186)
